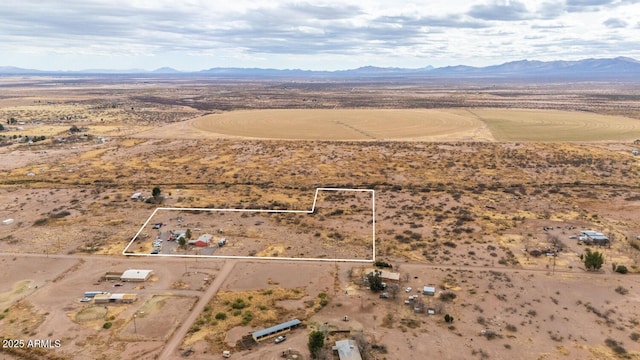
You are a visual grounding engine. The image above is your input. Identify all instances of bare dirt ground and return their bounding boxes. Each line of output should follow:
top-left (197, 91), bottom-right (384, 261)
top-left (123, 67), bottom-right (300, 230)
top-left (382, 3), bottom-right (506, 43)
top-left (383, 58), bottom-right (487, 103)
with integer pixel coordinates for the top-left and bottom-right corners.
top-left (1, 77), bottom-right (640, 360)
top-left (124, 189), bottom-right (374, 261)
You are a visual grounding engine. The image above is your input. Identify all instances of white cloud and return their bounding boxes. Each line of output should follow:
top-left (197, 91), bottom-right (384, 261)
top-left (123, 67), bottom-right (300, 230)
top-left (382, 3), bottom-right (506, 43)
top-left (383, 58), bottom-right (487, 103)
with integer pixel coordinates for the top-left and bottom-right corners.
top-left (0, 0), bottom-right (638, 70)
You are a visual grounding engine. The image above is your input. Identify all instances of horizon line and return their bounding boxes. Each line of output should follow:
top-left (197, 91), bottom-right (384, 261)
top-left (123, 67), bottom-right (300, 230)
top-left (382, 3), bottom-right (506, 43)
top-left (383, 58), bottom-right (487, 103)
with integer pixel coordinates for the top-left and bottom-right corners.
top-left (1, 56), bottom-right (638, 74)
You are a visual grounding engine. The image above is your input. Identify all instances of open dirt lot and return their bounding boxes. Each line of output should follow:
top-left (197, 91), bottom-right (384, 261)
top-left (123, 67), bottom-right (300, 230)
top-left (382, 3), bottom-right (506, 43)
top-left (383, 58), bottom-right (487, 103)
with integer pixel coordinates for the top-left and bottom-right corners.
top-left (1, 76), bottom-right (640, 359)
top-left (125, 189), bottom-right (374, 261)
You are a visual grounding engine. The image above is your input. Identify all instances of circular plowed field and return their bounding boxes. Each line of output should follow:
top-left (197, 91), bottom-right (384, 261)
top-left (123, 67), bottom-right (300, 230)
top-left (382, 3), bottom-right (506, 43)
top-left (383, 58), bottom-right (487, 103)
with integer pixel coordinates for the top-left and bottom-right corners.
top-left (140, 108), bottom-right (640, 141)
top-left (190, 109), bottom-right (493, 141)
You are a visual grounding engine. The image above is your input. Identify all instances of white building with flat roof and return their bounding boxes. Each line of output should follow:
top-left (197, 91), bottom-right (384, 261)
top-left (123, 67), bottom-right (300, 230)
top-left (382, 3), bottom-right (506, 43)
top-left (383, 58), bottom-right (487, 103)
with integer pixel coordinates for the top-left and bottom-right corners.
top-left (332, 339), bottom-right (362, 360)
top-left (120, 269), bottom-right (153, 282)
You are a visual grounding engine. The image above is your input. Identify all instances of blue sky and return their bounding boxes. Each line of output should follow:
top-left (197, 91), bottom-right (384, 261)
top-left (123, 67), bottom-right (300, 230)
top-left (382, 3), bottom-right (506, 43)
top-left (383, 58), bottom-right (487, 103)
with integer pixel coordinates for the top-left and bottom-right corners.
top-left (1, 0), bottom-right (639, 71)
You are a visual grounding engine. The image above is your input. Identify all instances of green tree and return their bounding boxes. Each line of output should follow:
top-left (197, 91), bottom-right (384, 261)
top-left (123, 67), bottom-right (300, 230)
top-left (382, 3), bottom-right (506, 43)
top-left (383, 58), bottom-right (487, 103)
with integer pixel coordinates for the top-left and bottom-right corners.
top-left (152, 186), bottom-right (162, 199)
top-left (0, 124), bottom-right (4, 131)
top-left (308, 330), bottom-right (325, 359)
top-left (583, 248), bottom-right (604, 271)
top-left (185, 228), bottom-right (192, 240)
top-left (444, 314), bottom-right (454, 323)
top-left (179, 236), bottom-right (186, 249)
top-left (366, 271), bottom-right (385, 292)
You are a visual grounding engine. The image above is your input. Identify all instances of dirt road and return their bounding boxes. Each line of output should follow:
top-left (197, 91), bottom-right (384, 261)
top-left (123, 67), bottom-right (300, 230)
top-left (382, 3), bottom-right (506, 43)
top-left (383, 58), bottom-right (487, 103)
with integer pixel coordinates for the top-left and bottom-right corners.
top-left (159, 259), bottom-right (238, 359)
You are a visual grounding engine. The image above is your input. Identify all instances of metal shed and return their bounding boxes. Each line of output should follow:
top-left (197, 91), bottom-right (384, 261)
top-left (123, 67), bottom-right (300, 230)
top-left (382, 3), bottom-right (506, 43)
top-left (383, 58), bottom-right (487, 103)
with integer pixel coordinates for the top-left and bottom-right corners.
top-left (252, 319), bottom-right (301, 342)
top-left (423, 286), bottom-right (436, 296)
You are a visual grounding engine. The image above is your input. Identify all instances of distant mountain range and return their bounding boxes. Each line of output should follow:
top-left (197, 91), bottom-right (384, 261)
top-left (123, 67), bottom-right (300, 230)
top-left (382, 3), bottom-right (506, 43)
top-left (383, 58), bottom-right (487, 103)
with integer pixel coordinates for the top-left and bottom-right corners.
top-left (2, 57), bottom-right (639, 79)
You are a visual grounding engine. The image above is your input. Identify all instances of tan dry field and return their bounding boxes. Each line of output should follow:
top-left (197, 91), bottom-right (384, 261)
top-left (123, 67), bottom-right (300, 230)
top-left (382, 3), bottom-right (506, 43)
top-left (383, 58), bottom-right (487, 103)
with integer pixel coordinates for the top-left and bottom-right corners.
top-left (2, 79), bottom-right (640, 360)
top-left (189, 109), bottom-right (493, 141)
top-left (160, 108), bottom-right (640, 142)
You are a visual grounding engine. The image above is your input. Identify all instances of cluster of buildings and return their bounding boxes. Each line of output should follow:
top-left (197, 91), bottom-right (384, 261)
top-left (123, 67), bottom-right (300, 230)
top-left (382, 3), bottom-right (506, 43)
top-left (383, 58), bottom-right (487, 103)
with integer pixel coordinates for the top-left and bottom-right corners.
top-left (83, 291), bottom-right (137, 304)
top-left (82, 269), bottom-right (153, 304)
top-left (246, 319), bottom-right (364, 360)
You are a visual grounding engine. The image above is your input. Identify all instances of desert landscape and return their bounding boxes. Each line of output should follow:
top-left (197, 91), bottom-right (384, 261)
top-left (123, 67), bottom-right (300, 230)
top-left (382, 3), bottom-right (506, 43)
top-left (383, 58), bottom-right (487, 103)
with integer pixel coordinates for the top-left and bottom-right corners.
top-left (1, 75), bottom-right (640, 360)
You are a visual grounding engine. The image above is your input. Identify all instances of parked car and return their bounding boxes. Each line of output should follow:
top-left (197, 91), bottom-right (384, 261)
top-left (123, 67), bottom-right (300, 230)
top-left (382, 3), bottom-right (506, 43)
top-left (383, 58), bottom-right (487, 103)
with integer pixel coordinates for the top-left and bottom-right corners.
top-left (379, 293), bottom-right (389, 299)
top-left (152, 223), bottom-right (163, 229)
top-left (274, 335), bottom-right (286, 344)
top-left (405, 287), bottom-right (412, 293)
top-left (150, 249), bottom-right (159, 254)
top-left (80, 297), bottom-right (92, 302)
top-left (114, 283), bottom-right (123, 287)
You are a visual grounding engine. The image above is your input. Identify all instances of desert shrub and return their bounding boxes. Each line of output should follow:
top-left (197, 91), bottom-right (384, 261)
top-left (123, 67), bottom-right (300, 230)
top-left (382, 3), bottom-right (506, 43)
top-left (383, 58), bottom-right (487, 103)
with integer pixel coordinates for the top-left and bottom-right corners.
top-left (242, 311), bottom-right (253, 325)
top-left (371, 343), bottom-right (387, 353)
top-left (605, 338), bottom-right (627, 355)
top-left (215, 312), bottom-right (227, 320)
top-left (483, 330), bottom-right (501, 340)
top-left (374, 261), bottom-right (392, 268)
top-left (231, 298), bottom-right (247, 309)
top-left (102, 322), bottom-right (112, 329)
top-left (505, 324), bottom-right (517, 332)
top-left (615, 265), bottom-right (628, 274)
top-left (549, 332), bottom-right (563, 342)
top-left (188, 325), bottom-right (200, 333)
top-left (630, 332), bottom-right (640, 342)
top-left (471, 349), bottom-right (489, 359)
top-left (318, 293), bottom-right (329, 307)
top-left (50, 210), bottom-right (71, 218)
top-left (444, 314), bottom-right (454, 323)
top-left (615, 286), bottom-right (629, 295)
top-left (440, 292), bottom-right (457, 302)
top-left (33, 218), bottom-right (49, 226)
top-left (401, 318), bottom-right (420, 329)
top-left (443, 241), bottom-right (457, 248)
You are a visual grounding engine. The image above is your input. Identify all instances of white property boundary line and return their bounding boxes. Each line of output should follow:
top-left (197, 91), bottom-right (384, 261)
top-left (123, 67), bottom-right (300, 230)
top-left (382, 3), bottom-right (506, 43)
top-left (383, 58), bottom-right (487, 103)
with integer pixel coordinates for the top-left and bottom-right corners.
top-left (122, 188), bottom-right (375, 263)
